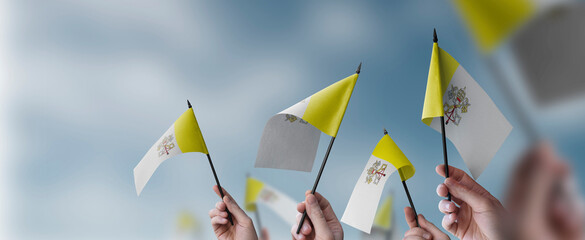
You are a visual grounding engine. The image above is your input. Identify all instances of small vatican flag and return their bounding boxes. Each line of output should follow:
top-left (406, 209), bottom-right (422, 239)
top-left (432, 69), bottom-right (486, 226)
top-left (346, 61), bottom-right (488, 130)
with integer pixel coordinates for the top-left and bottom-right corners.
top-left (255, 66), bottom-right (359, 172)
top-left (422, 34), bottom-right (512, 179)
top-left (134, 105), bottom-right (208, 196)
top-left (341, 131), bottom-right (415, 234)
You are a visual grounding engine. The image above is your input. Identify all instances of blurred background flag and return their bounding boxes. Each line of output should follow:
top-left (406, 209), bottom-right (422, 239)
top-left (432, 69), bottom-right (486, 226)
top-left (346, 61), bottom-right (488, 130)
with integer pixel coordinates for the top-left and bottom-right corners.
top-left (452, 0), bottom-right (585, 108)
top-left (255, 70), bottom-right (359, 171)
top-left (422, 41), bottom-right (513, 179)
top-left (361, 195), bottom-right (401, 240)
top-left (244, 176), bottom-right (298, 226)
top-left (509, 1), bottom-right (585, 107)
top-left (133, 105), bottom-right (208, 196)
top-left (373, 195), bottom-right (392, 230)
top-left (452, 0), bottom-right (536, 54)
top-left (173, 210), bottom-right (202, 240)
top-left (341, 131), bottom-right (415, 234)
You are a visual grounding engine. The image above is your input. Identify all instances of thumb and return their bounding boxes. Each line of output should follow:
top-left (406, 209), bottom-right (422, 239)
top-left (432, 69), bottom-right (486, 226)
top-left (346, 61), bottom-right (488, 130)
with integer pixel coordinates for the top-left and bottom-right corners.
top-left (404, 207), bottom-right (418, 229)
top-left (305, 194), bottom-right (329, 233)
top-left (444, 178), bottom-right (494, 211)
top-left (418, 214), bottom-right (447, 238)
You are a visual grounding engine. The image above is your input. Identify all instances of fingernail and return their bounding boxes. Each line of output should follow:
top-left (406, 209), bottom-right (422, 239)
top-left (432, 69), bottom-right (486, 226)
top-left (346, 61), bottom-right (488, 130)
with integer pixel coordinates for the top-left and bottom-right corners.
top-left (302, 223), bottom-right (309, 232)
top-left (423, 232), bottom-right (431, 239)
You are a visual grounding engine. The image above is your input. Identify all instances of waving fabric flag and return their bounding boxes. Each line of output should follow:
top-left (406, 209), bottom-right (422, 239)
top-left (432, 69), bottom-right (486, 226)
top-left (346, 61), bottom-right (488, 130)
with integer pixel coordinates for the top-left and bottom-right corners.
top-left (244, 177), bottom-right (298, 226)
top-left (255, 73), bottom-right (358, 171)
top-left (422, 43), bottom-right (512, 179)
top-left (341, 133), bottom-right (415, 234)
top-left (134, 107), bottom-right (208, 196)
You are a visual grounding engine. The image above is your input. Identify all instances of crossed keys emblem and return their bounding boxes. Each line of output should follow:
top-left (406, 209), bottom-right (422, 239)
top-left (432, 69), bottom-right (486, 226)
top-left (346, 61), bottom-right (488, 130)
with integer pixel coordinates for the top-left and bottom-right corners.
top-left (365, 160), bottom-right (388, 185)
top-left (444, 84), bottom-right (470, 126)
top-left (157, 134), bottom-right (176, 157)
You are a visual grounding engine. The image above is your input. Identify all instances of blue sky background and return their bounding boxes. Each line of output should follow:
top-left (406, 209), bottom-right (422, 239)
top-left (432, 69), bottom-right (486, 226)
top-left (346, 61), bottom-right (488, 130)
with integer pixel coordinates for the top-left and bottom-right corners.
top-left (3, 0), bottom-right (585, 239)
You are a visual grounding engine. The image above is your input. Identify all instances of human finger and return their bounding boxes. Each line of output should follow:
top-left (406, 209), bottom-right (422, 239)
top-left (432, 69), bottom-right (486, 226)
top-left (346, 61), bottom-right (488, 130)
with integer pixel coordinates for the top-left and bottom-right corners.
top-left (418, 214), bottom-right (449, 239)
top-left (441, 212), bottom-right (458, 234)
top-left (404, 207), bottom-right (419, 229)
top-left (211, 215), bottom-right (228, 226)
top-left (438, 199), bottom-right (459, 214)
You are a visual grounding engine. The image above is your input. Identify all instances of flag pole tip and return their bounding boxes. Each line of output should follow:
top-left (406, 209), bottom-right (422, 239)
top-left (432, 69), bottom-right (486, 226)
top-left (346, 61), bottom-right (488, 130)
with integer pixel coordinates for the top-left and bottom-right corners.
top-left (383, 128), bottom-right (388, 135)
top-left (433, 28), bottom-right (438, 43)
top-left (187, 100), bottom-right (192, 108)
top-left (356, 62), bottom-right (362, 74)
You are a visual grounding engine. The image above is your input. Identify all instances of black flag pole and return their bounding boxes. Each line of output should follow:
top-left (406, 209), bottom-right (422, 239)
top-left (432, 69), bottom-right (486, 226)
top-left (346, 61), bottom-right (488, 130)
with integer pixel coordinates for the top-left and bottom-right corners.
top-left (383, 128), bottom-right (419, 227)
top-left (295, 62), bottom-right (361, 234)
top-left (295, 136), bottom-right (336, 234)
top-left (434, 29), bottom-right (452, 201)
top-left (402, 180), bottom-right (420, 227)
top-left (188, 100), bottom-right (233, 225)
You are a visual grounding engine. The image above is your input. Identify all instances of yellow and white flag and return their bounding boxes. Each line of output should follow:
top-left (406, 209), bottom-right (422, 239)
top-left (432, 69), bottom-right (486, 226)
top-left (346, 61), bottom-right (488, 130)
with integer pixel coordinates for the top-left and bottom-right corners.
top-left (255, 71), bottom-right (358, 171)
top-left (452, 0), bottom-right (535, 54)
top-left (341, 132), bottom-right (415, 234)
top-left (245, 177), bottom-right (298, 226)
top-left (134, 107), bottom-right (208, 196)
top-left (422, 43), bottom-right (512, 179)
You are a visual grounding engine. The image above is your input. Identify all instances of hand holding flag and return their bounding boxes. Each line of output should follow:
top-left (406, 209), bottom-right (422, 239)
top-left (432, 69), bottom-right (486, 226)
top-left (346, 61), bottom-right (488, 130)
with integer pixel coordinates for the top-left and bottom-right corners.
top-left (209, 186), bottom-right (259, 240)
top-left (403, 207), bottom-right (450, 240)
top-left (133, 100), bottom-right (233, 224)
top-left (422, 29), bottom-right (512, 180)
top-left (341, 129), bottom-right (417, 233)
top-left (254, 64), bottom-right (361, 234)
top-left (435, 165), bottom-right (505, 240)
top-left (291, 191), bottom-right (344, 240)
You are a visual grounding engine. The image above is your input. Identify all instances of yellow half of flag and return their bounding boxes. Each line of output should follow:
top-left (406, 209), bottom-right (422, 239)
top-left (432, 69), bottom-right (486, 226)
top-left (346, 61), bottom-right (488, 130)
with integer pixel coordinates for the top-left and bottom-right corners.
top-left (422, 43), bottom-right (460, 126)
top-left (453, 0), bottom-right (535, 53)
top-left (175, 108), bottom-right (209, 154)
top-left (244, 177), bottom-right (264, 211)
top-left (303, 73), bottom-right (358, 137)
top-left (373, 195), bottom-right (393, 229)
top-left (372, 133), bottom-right (415, 181)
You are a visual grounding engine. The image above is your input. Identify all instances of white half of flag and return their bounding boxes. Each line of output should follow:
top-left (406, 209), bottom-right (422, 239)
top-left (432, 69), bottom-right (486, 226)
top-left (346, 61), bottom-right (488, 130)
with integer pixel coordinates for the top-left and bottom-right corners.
top-left (134, 125), bottom-right (182, 195)
top-left (255, 96), bottom-right (321, 172)
top-left (341, 156), bottom-right (397, 234)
